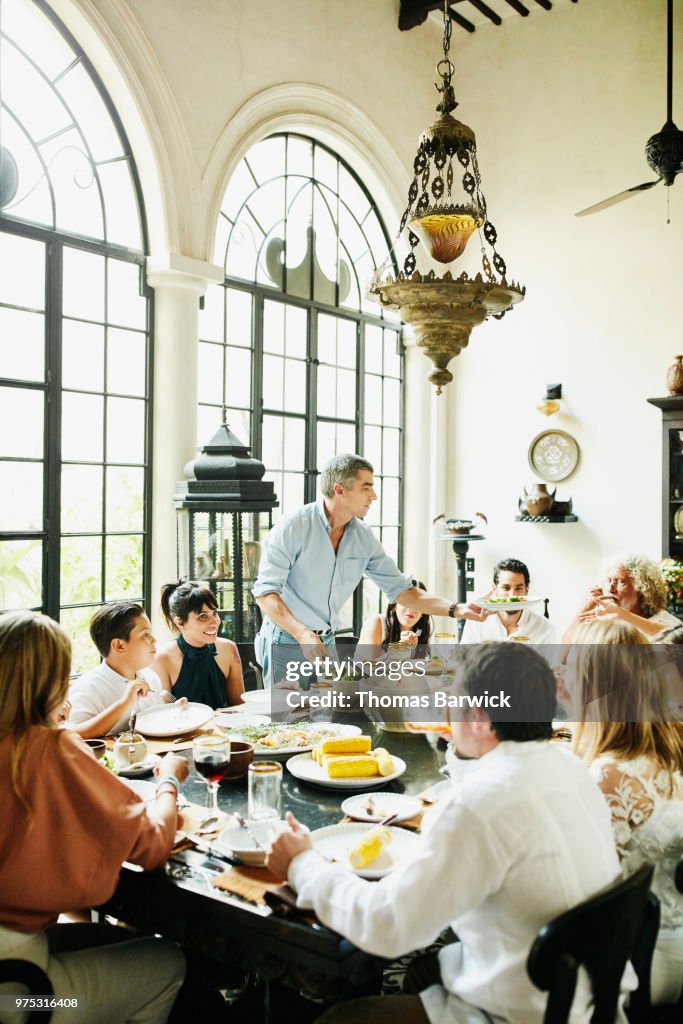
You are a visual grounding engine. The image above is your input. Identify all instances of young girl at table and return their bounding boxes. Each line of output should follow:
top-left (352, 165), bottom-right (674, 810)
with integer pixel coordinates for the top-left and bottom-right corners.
top-left (358, 578), bottom-right (433, 649)
top-left (152, 581), bottom-right (244, 709)
top-left (567, 619), bottom-right (683, 1006)
top-left (0, 610), bottom-right (188, 1023)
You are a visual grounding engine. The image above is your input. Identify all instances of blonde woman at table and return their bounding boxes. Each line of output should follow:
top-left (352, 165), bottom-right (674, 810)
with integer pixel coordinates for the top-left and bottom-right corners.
top-left (152, 581), bottom-right (244, 709)
top-left (565, 619), bottom-right (683, 1006)
top-left (0, 611), bottom-right (188, 1024)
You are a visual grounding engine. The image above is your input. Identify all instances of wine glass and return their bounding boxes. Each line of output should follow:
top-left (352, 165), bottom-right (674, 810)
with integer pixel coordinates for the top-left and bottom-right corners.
top-left (192, 735), bottom-right (231, 821)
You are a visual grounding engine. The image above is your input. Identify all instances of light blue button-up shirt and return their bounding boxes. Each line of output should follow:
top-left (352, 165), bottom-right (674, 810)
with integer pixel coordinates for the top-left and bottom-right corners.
top-left (253, 499), bottom-right (413, 631)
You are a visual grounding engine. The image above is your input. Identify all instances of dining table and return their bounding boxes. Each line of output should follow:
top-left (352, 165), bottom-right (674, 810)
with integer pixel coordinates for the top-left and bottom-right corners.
top-left (98, 715), bottom-right (451, 1014)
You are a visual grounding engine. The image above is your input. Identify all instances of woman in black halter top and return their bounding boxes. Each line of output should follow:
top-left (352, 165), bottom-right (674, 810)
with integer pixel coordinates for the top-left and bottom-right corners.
top-left (152, 582), bottom-right (244, 709)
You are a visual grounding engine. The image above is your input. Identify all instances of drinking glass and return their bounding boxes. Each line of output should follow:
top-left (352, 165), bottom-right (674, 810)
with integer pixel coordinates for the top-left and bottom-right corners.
top-left (248, 761), bottom-right (282, 821)
top-left (193, 735), bottom-right (231, 820)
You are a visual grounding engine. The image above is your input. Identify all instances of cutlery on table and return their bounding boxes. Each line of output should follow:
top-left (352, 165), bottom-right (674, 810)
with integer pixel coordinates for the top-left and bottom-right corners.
top-left (233, 812), bottom-right (265, 850)
top-left (197, 815), bottom-right (220, 834)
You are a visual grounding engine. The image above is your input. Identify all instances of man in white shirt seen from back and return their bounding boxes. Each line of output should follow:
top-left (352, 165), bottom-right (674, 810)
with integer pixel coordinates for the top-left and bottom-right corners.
top-left (268, 643), bottom-right (629, 1024)
top-left (460, 557), bottom-right (556, 645)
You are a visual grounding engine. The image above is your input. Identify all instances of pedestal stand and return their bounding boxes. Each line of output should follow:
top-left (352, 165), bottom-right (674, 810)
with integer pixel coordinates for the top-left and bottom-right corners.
top-left (436, 534), bottom-right (485, 639)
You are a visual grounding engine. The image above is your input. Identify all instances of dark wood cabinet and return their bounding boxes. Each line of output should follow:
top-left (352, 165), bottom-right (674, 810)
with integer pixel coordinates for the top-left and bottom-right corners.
top-left (647, 396), bottom-right (683, 558)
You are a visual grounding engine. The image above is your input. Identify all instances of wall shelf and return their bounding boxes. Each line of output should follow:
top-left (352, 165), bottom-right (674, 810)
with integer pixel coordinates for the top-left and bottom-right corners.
top-left (515, 515), bottom-right (578, 523)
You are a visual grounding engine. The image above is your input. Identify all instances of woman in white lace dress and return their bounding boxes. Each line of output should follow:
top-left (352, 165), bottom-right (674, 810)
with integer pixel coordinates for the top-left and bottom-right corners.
top-left (568, 620), bottom-right (683, 1005)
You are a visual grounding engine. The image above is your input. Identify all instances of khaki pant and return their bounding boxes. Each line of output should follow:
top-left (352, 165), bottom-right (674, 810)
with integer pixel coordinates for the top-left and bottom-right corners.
top-left (0, 923), bottom-right (185, 1024)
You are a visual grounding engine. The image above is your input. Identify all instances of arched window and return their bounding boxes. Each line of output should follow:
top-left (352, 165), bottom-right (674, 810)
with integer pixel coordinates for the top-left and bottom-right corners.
top-left (0, 0), bottom-right (150, 672)
top-left (198, 133), bottom-right (403, 628)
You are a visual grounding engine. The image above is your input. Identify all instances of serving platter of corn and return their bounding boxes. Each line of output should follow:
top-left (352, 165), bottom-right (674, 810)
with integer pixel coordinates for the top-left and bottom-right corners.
top-left (286, 734), bottom-right (406, 789)
top-left (309, 822), bottom-right (420, 878)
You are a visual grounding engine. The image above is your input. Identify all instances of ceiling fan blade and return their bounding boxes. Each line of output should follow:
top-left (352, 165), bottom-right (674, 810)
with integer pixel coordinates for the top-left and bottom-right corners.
top-left (575, 179), bottom-right (662, 217)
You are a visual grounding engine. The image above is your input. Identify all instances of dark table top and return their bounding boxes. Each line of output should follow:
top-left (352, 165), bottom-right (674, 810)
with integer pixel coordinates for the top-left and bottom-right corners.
top-left (102, 721), bottom-right (448, 998)
top-left (181, 720), bottom-right (447, 827)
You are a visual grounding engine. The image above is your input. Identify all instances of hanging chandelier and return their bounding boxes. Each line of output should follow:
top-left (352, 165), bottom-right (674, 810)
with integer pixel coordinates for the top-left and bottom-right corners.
top-left (369, 1), bottom-right (525, 394)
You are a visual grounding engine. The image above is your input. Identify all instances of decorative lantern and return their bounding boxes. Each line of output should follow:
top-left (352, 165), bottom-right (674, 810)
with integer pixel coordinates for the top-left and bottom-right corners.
top-left (369, 0), bottom-right (525, 393)
top-left (174, 419), bottom-right (278, 642)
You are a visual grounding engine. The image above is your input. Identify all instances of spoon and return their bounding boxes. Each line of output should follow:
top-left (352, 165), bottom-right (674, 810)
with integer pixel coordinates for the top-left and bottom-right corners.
top-left (196, 815), bottom-right (220, 834)
top-left (233, 812), bottom-right (265, 851)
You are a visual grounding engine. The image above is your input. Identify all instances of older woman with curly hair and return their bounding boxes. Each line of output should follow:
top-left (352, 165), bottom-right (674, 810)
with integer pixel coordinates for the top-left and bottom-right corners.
top-left (563, 553), bottom-right (680, 642)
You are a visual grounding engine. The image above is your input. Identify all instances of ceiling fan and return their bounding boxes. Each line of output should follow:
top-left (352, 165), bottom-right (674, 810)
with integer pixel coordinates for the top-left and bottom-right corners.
top-left (576, 0), bottom-right (683, 217)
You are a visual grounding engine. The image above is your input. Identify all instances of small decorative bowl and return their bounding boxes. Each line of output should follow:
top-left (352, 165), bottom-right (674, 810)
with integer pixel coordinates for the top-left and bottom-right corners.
top-left (222, 740), bottom-right (254, 781)
top-left (84, 738), bottom-right (106, 759)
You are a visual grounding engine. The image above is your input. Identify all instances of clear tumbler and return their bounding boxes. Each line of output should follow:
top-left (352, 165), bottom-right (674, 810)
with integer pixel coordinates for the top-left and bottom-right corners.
top-left (247, 760), bottom-right (282, 820)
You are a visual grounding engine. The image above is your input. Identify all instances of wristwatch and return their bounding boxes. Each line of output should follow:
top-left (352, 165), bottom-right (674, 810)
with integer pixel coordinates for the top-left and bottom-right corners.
top-left (448, 603), bottom-right (458, 618)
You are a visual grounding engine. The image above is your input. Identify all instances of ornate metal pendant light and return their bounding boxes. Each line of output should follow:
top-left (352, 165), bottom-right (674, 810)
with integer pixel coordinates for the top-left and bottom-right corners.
top-left (370, 1), bottom-right (525, 393)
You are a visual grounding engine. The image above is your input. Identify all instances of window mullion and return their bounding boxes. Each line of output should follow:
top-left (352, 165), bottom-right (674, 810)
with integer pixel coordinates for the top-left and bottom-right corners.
top-left (252, 291), bottom-right (264, 459)
top-left (44, 240), bottom-right (63, 619)
top-left (305, 307), bottom-right (317, 503)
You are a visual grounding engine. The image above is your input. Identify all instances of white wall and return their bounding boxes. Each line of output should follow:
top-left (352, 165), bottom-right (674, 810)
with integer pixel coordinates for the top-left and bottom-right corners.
top-left (55, 0), bottom-right (683, 634)
top-left (433, 0), bottom-right (683, 629)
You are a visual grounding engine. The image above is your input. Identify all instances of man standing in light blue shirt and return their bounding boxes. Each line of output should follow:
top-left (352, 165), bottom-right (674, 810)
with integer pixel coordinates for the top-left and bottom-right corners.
top-left (253, 453), bottom-right (488, 687)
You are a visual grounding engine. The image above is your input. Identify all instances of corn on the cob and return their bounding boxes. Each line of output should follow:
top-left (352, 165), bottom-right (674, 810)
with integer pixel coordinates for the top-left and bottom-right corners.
top-left (372, 747), bottom-right (395, 777)
top-left (348, 825), bottom-right (393, 869)
top-left (318, 735), bottom-right (372, 757)
top-left (323, 754), bottom-right (379, 778)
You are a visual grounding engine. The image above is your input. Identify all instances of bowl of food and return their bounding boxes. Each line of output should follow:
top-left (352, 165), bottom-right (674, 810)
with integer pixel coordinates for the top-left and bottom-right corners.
top-left (216, 818), bottom-right (279, 866)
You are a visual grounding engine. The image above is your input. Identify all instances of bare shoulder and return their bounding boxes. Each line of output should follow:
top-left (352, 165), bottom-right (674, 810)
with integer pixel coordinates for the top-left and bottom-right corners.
top-left (215, 637), bottom-right (239, 664)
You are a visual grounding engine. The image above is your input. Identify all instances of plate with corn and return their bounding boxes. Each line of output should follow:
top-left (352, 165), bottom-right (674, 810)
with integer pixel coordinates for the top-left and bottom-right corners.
top-left (310, 822), bottom-right (420, 879)
top-left (286, 734), bottom-right (406, 789)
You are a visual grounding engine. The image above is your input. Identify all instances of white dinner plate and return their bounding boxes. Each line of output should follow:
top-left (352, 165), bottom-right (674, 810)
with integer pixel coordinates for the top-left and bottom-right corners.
top-left (310, 823), bottom-right (421, 879)
top-left (474, 595), bottom-right (545, 612)
top-left (215, 721), bottom-right (361, 759)
top-left (432, 779), bottom-right (455, 801)
top-left (213, 712), bottom-right (271, 730)
top-left (134, 702), bottom-right (214, 737)
top-left (341, 792), bottom-right (422, 823)
top-left (116, 754), bottom-right (161, 779)
top-left (119, 778), bottom-right (158, 799)
top-left (286, 752), bottom-right (406, 790)
top-left (241, 690), bottom-right (272, 705)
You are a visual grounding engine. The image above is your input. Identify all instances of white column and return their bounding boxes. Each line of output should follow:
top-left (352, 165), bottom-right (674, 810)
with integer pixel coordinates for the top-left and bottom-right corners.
top-left (146, 255), bottom-right (223, 635)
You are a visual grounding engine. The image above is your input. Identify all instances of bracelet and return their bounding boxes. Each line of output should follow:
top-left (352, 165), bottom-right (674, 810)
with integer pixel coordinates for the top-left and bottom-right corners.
top-left (156, 774), bottom-right (180, 794)
top-left (448, 603), bottom-right (458, 618)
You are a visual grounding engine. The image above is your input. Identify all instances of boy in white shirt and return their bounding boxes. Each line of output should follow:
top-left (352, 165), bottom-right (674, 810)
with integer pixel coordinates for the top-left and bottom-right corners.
top-left (68, 602), bottom-right (167, 738)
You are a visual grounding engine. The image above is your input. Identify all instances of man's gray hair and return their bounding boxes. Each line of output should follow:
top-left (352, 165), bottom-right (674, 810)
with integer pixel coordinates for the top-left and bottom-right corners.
top-left (320, 453), bottom-right (373, 497)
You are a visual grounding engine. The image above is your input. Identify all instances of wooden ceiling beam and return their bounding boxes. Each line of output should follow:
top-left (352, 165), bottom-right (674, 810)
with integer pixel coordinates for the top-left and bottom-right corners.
top-left (398, 0), bottom-right (443, 32)
top-left (502, 0), bottom-right (530, 15)
top-left (468, 0), bottom-right (503, 25)
top-left (449, 6), bottom-right (477, 32)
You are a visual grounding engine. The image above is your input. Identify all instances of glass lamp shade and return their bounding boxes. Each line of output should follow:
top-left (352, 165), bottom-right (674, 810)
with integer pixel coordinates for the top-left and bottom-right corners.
top-left (408, 205), bottom-right (484, 264)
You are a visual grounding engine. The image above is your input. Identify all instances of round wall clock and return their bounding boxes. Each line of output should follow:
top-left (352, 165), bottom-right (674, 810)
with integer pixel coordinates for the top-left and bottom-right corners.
top-left (528, 430), bottom-right (580, 482)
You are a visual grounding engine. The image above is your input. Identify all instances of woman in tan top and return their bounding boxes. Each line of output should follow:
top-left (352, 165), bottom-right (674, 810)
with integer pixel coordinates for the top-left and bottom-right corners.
top-left (0, 611), bottom-right (188, 1023)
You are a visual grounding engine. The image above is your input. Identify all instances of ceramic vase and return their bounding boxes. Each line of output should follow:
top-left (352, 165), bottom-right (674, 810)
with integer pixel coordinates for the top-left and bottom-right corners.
top-left (666, 355), bottom-right (683, 396)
